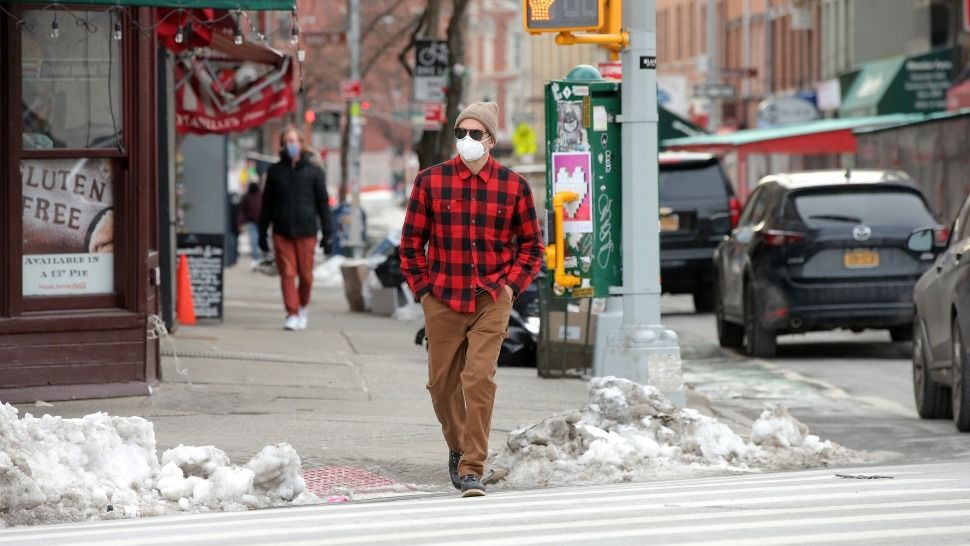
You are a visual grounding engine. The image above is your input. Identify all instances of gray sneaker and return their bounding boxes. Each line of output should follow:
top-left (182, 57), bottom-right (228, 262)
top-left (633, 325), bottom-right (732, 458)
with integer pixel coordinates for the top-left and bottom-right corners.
top-left (460, 474), bottom-right (485, 497)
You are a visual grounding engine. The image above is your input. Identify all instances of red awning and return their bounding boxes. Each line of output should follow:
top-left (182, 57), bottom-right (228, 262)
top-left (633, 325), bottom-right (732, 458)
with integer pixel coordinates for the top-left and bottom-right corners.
top-left (160, 8), bottom-right (296, 134)
top-left (947, 80), bottom-right (970, 111)
top-left (175, 56), bottom-right (295, 135)
top-left (733, 129), bottom-right (858, 156)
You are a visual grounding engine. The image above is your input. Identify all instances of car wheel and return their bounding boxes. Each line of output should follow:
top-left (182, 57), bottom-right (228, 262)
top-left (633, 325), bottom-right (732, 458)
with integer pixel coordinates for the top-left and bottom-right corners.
top-left (890, 326), bottom-right (914, 343)
top-left (952, 318), bottom-right (970, 431)
top-left (693, 286), bottom-right (716, 314)
top-left (913, 317), bottom-right (950, 419)
top-left (715, 276), bottom-right (743, 348)
top-left (744, 284), bottom-right (777, 358)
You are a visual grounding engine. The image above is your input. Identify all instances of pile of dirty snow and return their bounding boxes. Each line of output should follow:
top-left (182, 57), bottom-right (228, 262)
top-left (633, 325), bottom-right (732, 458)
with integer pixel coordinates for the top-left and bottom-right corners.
top-left (0, 404), bottom-right (316, 527)
top-left (313, 255), bottom-right (347, 287)
top-left (490, 377), bottom-right (884, 488)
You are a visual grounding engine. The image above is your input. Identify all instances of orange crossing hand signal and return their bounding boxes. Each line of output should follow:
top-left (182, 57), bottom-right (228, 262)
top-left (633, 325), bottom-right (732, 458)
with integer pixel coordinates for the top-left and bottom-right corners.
top-left (523, 0), bottom-right (604, 33)
top-left (528, 0), bottom-right (555, 21)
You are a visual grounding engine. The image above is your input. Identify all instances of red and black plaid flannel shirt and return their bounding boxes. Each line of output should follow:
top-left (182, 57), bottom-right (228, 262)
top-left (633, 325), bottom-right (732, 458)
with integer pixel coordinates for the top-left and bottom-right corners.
top-left (400, 156), bottom-right (543, 313)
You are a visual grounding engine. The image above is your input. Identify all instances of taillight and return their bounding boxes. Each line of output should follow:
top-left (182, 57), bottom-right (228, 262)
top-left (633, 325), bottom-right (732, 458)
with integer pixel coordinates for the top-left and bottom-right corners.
top-left (934, 227), bottom-right (949, 247)
top-left (729, 197), bottom-right (742, 229)
top-left (762, 230), bottom-right (806, 247)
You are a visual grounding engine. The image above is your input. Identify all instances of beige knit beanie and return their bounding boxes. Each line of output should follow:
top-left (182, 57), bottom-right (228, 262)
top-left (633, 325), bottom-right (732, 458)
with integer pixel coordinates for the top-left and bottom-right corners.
top-left (455, 102), bottom-right (500, 142)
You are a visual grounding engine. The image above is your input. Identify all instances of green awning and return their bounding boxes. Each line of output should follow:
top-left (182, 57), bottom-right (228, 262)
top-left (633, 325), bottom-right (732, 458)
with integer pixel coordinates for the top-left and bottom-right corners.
top-left (659, 106), bottom-right (706, 142)
top-left (0, 0), bottom-right (294, 8)
top-left (839, 48), bottom-right (957, 118)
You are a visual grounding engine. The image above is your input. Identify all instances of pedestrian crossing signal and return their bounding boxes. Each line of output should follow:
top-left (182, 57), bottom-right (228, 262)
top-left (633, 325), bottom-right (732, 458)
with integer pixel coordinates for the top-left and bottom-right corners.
top-left (523, 0), bottom-right (605, 33)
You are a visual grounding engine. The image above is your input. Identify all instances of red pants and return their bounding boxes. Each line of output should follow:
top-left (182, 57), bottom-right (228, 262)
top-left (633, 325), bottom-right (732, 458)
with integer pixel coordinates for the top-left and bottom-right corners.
top-left (273, 235), bottom-right (316, 315)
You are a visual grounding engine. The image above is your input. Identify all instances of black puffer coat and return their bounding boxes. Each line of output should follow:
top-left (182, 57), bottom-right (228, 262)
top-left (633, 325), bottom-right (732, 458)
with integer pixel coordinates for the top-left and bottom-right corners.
top-left (258, 152), bottom-right (333, 244)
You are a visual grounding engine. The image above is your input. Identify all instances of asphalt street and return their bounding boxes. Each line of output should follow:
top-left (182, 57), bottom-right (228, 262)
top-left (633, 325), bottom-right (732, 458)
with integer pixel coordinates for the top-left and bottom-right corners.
top-left (663, 294), bottom-right (970, 462)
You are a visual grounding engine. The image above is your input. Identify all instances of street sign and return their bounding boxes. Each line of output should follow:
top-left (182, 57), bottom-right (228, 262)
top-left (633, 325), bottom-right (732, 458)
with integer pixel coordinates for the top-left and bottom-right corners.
top-left (423, 102), bottom-right (445, 130)
top-left (414, 39), bottom-right (448, 103)
top-left (523, 0), bottom-right (606, 33)
top-left (692, 83), bottom-right (736, 100)
top-left (313, 111), bottom-right (341, 132)
top-left (512, 123), bottom-right (537, 157)
top-left (341, 79), bottom-right (362, 102)
top-left (757, 96), bottom-right (819, 128)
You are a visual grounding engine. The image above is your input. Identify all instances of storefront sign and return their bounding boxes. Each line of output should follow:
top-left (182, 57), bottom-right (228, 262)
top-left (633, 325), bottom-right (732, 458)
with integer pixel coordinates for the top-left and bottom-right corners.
top-left (177, 233), bottom-right (224, 320)
top-left (21, 158), bottom-right (115, 296)
top-left (176, 57), bottom-right (295, 135)
top-left (903, 55), bottom-right (955, 112)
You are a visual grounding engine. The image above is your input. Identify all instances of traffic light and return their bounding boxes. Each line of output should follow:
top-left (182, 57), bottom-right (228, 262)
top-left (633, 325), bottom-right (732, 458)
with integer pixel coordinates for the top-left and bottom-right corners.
top-left (523, 0), bottom-right (606, 33)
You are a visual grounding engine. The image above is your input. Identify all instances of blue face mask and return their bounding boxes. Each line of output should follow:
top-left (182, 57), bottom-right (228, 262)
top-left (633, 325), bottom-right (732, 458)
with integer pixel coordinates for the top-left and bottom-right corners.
top-left (285, 142), bottom-right (301, 158)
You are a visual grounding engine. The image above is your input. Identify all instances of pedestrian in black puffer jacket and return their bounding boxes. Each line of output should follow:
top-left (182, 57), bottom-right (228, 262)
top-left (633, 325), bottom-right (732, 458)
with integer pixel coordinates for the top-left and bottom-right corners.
top-left (258, 126), bottom-right (334, 331)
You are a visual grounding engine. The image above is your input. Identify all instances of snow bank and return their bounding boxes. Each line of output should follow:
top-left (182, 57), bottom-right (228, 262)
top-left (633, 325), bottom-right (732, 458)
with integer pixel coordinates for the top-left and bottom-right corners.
top-left (0, 404), bottom-right (316, 527)
top-left (313, 255), bottom-right (347, 287)
top-left (491, 377), bottom-right (881, 488)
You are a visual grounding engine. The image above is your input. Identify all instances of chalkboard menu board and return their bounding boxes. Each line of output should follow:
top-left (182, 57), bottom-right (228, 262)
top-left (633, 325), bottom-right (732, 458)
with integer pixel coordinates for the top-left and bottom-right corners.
top-left (176, 233), bottom-right (224, 320)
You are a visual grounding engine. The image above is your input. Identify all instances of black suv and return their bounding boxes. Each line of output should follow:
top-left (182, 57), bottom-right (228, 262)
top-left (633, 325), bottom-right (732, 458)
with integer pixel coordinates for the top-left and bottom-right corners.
top-left (659, 153), bottom-right (740, 312)
top-left (714, 170), bottom-right (944, 358)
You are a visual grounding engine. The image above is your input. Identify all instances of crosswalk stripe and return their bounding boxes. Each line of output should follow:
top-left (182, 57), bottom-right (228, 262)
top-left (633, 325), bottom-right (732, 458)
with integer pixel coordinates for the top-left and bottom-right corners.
top-left (272, 501), bottom-right (970, 546)
top-left (2, 477), bottom-right (958, 545)
top-left (0, 467), bottom-right (927, 537)
top-left (443, 513), bottom-right (970, 546)
top-left (675, 525), bottom-right (970, 546)
top-left (47, 489), bottom-right (970, 546)
top-left (10, 494), bottom-right (967, 545)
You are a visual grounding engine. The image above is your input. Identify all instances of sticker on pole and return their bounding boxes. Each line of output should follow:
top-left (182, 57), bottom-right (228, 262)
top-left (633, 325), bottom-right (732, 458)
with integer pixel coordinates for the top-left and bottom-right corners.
top-left (552, 152), bottom-right (593, 234)
top-left (640, 56), bottom-right (657, 70)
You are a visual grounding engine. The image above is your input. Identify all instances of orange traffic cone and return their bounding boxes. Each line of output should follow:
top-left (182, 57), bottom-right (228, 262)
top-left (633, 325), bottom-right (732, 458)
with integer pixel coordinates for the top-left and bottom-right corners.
top-left (176, 254), bottom-right (197, 326)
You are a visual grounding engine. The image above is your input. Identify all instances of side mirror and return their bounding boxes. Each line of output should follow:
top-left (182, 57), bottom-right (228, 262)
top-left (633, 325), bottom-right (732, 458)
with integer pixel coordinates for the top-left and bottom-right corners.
top-left (907, 228), bottom-right (934, 253)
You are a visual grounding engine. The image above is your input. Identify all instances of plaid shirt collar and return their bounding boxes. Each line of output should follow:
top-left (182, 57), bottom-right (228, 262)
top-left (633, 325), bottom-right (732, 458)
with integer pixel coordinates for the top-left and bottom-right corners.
top-left (454, 155), bottom-right (496, 184)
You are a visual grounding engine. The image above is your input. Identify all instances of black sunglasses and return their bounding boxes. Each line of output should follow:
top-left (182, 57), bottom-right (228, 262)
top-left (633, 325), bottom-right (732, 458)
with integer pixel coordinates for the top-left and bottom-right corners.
top-left (454, 128), bottom-right (489, 141)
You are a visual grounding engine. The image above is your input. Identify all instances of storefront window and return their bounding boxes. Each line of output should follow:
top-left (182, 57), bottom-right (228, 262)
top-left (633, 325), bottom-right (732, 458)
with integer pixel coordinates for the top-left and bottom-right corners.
top-left (20, 9), bottom-right (122, 149)
top-left (21, 158), bottom-right (116, 296)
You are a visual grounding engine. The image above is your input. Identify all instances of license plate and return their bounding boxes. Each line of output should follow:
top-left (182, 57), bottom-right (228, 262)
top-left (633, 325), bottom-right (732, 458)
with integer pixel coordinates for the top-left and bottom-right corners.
top-left (660, 214), bottom-right (680, 232)
top-left (844, 249), bottom-right (880, 269)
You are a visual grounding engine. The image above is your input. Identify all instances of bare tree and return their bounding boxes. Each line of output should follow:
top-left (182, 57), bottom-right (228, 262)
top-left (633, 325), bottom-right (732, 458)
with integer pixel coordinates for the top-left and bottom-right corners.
top-left (411, 0), bottom-right (469, 169)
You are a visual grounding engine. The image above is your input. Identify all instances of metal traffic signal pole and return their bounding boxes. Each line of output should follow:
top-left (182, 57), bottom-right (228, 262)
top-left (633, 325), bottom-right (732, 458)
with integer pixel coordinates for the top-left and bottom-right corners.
top-left (601, 0), bottom-right (684, 404)
top-left (346, 0), bottom-right (364, 257)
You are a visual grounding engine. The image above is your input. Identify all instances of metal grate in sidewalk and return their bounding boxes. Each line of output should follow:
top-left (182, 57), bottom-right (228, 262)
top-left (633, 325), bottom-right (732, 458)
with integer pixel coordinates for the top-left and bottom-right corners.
top-left (160, 348), bottom-right (325, 365)
top-left (301, 465), bottom-right (399, 496)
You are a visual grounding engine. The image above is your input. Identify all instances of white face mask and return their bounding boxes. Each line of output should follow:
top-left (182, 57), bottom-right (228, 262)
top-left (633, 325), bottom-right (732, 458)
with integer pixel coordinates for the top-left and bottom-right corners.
top-left (456, 135), bottom-right (487, 162)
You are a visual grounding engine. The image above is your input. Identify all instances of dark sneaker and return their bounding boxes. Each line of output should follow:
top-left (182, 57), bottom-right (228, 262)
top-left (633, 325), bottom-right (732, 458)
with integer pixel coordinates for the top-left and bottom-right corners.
top-left (460, 474), bottom-right (485, 497)
top-left (449, 451), bottom-right (462, 490)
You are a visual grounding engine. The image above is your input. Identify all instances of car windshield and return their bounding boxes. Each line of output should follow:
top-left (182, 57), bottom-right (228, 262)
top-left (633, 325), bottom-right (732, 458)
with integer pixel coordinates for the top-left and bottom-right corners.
top-left (785, 188), bottom-right (936, 228)
top-left (659, 163), bottom-right (729, 202)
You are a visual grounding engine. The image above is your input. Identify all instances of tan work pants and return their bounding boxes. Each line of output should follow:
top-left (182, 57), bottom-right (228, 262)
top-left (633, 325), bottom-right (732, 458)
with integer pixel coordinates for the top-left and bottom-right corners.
top-left (422, 291), bottom-right (511, 477)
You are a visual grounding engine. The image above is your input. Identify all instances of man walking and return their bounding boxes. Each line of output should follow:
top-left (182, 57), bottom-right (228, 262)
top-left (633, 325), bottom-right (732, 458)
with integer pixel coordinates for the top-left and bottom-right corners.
top-left (400, 102), bottom-right (543, 497)
top-left (259, 126), bottom-right (333, 331)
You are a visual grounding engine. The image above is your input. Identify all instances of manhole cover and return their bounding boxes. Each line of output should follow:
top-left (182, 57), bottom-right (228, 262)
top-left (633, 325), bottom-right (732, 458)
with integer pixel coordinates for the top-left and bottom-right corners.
top-left (302, 466), bottom-right (398, 496)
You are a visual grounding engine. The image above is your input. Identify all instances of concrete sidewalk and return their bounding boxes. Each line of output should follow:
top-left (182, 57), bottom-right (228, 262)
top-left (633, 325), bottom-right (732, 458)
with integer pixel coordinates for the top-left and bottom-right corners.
top-left (15, 263), bottom-right (594, 496)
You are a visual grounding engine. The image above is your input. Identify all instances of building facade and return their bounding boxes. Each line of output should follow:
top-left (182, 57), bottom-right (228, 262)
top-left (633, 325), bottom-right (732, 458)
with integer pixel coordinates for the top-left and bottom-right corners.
top-left (658, 0), bottom-right (967, 129)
